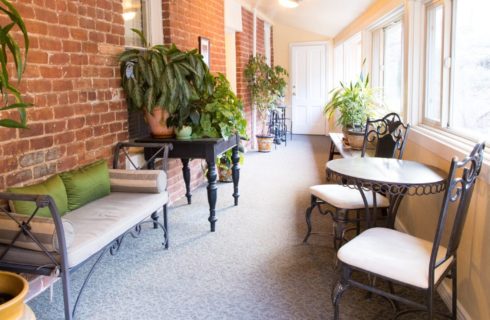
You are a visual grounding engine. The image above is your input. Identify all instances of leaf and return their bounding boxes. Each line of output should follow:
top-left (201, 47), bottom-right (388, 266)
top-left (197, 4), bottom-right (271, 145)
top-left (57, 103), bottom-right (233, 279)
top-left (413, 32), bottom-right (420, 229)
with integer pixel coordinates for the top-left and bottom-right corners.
top-left (130, 28), bottom-right (147, 47)
top-left (0, 118), bottom-right (26, 128)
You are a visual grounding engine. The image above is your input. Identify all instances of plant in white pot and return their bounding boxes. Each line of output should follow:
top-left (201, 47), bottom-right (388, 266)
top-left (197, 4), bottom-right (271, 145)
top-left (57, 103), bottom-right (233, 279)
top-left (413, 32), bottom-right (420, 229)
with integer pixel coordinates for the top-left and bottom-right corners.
top-left (324, 72), bottom-right (380, 149)
top-left (244, 55), bottom-right (288, 152)
top-left (119, 30), bottom-right (213, 138)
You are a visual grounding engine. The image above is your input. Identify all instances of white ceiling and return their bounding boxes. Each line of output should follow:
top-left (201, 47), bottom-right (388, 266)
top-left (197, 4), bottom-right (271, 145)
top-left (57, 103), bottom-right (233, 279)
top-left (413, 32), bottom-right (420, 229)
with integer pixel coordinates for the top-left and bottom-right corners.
top-left (242, 0), bottom-right (376, 38)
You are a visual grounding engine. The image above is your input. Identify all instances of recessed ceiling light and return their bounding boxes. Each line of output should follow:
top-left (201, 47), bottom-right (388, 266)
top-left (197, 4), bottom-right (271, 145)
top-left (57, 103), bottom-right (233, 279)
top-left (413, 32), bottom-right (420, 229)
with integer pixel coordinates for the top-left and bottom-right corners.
top-left (279, 0), bottom-right (301, 9)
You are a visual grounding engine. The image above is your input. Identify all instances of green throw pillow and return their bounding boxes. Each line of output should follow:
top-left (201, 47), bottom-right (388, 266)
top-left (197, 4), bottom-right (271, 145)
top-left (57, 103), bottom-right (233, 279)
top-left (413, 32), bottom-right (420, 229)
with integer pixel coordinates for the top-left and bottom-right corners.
top-left (59, 160), bottom-right (110, 211)
top-left (8, 175), bottom-right (68, 217)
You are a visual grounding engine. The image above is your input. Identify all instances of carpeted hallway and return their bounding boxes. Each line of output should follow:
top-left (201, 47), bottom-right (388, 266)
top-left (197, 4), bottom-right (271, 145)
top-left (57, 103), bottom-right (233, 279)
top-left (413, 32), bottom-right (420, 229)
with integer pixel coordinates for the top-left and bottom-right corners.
top-left (29, 135), bottom-right (447, 319)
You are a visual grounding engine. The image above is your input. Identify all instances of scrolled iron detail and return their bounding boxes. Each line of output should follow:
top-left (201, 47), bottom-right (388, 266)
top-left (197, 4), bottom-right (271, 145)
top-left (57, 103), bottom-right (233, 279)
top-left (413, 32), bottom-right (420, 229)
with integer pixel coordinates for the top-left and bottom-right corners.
top-left (327, 170), bottom-right (446, 196)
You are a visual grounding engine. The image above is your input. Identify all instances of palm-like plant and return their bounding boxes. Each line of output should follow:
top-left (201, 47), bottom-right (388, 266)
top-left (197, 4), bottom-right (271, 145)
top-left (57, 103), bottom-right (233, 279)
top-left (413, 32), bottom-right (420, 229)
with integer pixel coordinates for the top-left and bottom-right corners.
top-left (324, 72), bottom-right (379, 129)
top-left (0, 0), bottom-right (31, 128)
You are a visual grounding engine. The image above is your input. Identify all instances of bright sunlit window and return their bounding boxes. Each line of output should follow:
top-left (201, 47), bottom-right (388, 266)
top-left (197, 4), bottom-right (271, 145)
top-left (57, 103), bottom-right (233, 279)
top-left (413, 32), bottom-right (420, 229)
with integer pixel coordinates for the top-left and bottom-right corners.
top-left (123, 0), bottom-right (148, 47)
top-left (424, 4), bottom-right (443, 124)
top-left (450, 0), bottom-right (490, 139)
top-left (422, 0), bottom-right (490, 142)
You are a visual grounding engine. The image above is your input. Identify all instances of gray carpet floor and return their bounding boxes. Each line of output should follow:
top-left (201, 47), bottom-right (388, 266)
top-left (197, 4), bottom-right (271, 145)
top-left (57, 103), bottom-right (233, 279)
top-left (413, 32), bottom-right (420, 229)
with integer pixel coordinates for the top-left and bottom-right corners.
top-left (29, 135), bottom-right (447, 319)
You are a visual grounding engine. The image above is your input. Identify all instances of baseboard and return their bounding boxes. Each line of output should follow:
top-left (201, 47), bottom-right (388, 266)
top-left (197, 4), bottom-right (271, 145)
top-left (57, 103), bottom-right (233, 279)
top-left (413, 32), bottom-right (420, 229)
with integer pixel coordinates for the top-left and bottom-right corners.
top-left (394, 220), bottom-right (472, 320)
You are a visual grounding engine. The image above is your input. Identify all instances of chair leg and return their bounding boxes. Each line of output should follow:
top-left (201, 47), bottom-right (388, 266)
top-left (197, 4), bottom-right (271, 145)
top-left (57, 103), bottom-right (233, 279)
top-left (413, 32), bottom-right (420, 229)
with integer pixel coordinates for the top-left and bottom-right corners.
top-left (451, 261), bottom-right (457, 320)
top-left (333, 209), bottom-right (347, 250)
top-left (428, 286), bottom-right (434, 320)
top-left (61, 270), bottom-right (73, 320)
top-left (303, 195), bottom-right (317, 243)
top-left (332, 264), bottom-right (351, 320)
top-left (163, 204), bottom-right (169, 249)
top-left (151, 211), bottom-right (159, 229)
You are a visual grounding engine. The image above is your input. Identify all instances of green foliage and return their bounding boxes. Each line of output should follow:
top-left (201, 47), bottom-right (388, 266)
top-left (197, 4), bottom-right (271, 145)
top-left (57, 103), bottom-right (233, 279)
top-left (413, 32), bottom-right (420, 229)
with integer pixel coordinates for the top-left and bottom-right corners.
top-left (0, 0), bottom-right (31, 129)
top-left (324, 72), bottom-right (380, 128)
top-left (244, 55), bottom-right (288, 133)
top-left (194, 74), bottom-right (247, 140)
top-left (119, 29), bottom-right (213, 128)
top-left (217, 147), bottom-right (244, 171)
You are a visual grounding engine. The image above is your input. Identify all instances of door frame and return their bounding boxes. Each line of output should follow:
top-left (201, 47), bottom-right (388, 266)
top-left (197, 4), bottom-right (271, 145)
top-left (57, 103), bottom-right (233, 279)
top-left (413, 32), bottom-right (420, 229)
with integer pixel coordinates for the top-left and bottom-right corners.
top-left (289, 41), bottom-right (333, 135)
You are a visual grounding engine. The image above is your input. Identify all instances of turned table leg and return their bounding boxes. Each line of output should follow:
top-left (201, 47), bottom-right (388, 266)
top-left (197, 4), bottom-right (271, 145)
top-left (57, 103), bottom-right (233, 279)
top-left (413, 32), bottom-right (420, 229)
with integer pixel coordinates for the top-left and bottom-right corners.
top-left (206, 158), bottom-right (218, 232)
top-left (231, 146), bottom-right (240, 206)
top-left (181, 158), bottom-right (192, 204)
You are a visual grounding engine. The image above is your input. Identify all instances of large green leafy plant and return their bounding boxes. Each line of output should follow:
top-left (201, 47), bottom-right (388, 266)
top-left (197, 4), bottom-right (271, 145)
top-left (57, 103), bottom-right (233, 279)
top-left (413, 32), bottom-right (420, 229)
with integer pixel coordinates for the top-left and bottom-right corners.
top-left (324, 72), bottom-right (379, 129)
top-left (244, 55), bottom-right (288, 135)
top-left (194, 74), bottom-right (247, 140)
top-left (0, 0), bottom-right (30, 128)
top-left (119, 30), bottom-right (213, 128)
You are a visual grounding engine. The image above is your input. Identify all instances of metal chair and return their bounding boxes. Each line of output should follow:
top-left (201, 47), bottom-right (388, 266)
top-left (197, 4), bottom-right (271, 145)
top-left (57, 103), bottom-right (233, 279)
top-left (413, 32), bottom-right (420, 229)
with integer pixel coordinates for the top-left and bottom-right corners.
top-left (303, 113), bottom-right (410, 249)
top-left (332, 142), bottom-right (485, 319)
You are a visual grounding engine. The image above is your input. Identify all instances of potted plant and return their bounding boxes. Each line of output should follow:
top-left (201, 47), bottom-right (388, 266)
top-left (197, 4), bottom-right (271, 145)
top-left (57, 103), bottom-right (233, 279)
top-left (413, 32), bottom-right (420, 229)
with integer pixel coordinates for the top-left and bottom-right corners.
top-left (245, 55), bottom-right (288, 152)
top-left (216, 145), bottom-right (245, 182)
top-left (193, 74), bottom-right (247, 140)
top-left (0, 272), bottom-right (29, 320)
top-left (119, 29), bottom-right (213, 138)
top-left (0, 0), bottom-right (31, 129)
top-left (324, 72), bottom-right (379, 149)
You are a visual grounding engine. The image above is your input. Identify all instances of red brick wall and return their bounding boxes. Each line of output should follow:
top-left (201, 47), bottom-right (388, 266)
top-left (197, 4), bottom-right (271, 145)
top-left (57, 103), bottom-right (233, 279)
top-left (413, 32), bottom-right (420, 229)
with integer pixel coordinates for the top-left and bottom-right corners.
top-left (162, 0), bottom-right (225, 74)
top-left (235, 10), bottom-right (269, 141)
top-left (0, 0), bottom-right (127, 191)
top-left (161, 0), bottom-right (226, 200)
top-left (235, 8), bottom-right (253, 141)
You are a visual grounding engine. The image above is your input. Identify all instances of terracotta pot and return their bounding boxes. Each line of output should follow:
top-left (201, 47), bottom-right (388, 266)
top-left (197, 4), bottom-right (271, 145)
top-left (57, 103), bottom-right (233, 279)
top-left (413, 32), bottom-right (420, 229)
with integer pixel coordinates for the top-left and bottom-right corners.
top-left (145, 108), bottom-right (174, 138)
top-left (218, 167), bottom-right (233, 182)
top-left (0, 272), bottom-right (29, 320)
top-left (257, 135), bottom-right (274, 153)
top-left (346, 128), bottom-right (365, 150)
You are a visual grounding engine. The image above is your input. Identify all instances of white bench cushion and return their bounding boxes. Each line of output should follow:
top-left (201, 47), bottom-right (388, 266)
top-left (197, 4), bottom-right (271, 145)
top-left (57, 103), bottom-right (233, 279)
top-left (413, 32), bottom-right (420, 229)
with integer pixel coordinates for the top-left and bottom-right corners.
top-left (64, 191), bottom-right (168, 267)
top-left (337, 227), bottom-right (453, 289)
top-left (310, 185), bottom-right (389, 210)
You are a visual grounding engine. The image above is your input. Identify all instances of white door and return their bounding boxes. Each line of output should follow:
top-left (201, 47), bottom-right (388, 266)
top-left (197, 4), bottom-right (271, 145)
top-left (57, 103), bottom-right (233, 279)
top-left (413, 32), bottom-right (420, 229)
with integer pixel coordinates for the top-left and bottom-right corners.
top-left (291, 43), bottom-right (328, 134)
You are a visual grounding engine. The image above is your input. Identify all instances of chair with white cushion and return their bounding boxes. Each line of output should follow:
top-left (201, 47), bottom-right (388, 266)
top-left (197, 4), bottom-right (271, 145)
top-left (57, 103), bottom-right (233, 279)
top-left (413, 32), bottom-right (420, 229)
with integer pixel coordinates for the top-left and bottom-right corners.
top-left (303, 113), bottom-right (410, 249)
top-left (332, 142), bottom-right (485, 319)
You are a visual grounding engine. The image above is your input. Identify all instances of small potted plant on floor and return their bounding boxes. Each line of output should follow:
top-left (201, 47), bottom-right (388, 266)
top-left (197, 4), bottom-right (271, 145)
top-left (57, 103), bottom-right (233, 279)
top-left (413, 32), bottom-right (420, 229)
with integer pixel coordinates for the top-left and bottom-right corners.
top-left (245, 55), bottom-right (288, 152)
top-left (324, 71), bottom-right (379, 149)
top-left (119, 29), bottom-right (213, 138)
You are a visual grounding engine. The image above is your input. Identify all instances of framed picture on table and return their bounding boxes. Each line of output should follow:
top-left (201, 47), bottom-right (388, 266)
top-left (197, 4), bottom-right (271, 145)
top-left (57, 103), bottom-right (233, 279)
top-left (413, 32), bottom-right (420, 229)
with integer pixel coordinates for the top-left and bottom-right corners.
top-left (199, 36), bottom-right (210, 68)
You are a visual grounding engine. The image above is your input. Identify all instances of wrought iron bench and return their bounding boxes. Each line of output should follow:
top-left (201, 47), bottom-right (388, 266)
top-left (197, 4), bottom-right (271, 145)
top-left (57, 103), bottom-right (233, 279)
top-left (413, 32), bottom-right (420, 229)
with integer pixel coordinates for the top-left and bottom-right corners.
top-left (0, 141), bottom-right (172, 320)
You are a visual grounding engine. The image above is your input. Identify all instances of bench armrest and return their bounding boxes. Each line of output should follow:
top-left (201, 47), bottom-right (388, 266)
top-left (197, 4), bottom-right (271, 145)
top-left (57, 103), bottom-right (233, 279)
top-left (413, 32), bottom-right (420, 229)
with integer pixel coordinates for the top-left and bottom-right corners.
top-left (113, 142), bottom-right (173, 171)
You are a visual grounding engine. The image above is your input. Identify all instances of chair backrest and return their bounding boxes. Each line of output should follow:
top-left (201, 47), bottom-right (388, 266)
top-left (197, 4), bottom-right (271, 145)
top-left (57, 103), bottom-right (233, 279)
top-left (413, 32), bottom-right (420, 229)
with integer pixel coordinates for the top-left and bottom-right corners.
top-left (361, 113), bottom-right (410, 159)
top-left (430, 142), bottom-right (485, 274)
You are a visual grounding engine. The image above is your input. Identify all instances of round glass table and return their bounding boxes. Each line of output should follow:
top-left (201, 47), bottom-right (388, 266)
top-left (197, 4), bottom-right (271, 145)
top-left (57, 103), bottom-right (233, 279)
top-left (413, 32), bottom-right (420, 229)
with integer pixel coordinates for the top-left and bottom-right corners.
top-left (326, 157), bottom-right (447, 228)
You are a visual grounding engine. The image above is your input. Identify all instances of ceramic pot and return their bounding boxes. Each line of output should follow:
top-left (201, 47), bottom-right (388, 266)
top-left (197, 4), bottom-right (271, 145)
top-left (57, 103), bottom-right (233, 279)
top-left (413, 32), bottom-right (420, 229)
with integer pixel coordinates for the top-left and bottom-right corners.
top-left (257, 135), bottom-right (274, 152)
top-left (175, 125), bottom-right (192, 140)
top-left (145, 108), bottom-right (174, 138)
top-left (0, 272), bottom-right (29, 320)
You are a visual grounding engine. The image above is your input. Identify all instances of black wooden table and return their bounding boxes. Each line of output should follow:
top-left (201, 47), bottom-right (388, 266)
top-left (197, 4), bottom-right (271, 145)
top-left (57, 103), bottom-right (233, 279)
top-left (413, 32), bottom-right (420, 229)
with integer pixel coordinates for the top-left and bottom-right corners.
top-left (136, 134), bottom-right (241, 232)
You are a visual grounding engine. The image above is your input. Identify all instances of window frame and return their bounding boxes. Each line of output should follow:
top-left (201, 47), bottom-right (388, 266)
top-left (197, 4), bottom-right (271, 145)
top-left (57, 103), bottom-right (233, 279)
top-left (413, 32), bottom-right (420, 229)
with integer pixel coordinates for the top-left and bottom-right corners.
top-left (369, 9), bottom-right (405, 118)
top-left (421, 0), bottom-right (488, 143)
top-left (123, 0), bottom-right (163, 49)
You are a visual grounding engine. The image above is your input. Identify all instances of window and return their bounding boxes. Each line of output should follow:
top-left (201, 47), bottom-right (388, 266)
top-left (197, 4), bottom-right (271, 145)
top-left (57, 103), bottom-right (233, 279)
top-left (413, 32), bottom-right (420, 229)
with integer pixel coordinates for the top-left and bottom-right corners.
top-left (422, 0), bottom-right (490, 141)
top-left (372, 19), bottom-right (403, 114)
top-left (123, 0), bottom-right (163, 47)
top-left (450, 0), bottom-right (490, 139)
top-left (424, 3), bottom-right (444, 124)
